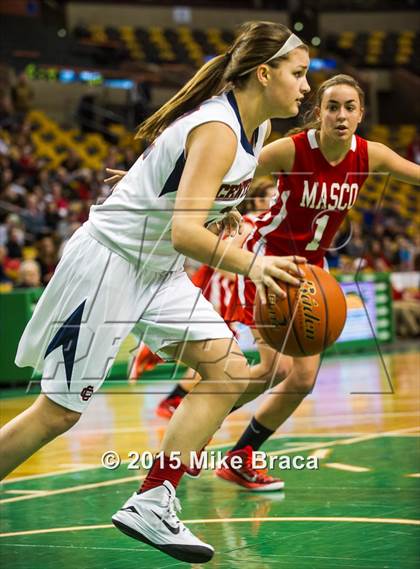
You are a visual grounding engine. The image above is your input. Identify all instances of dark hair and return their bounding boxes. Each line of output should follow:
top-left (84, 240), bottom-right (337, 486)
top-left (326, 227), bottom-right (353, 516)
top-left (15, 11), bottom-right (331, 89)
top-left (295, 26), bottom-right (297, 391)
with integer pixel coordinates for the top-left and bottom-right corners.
top-left (239, 175), bottom-right (276, 214)
top-left (136, 21), bottom-right (306, 141)
top-left (288, 74), bottom-right (365, 135)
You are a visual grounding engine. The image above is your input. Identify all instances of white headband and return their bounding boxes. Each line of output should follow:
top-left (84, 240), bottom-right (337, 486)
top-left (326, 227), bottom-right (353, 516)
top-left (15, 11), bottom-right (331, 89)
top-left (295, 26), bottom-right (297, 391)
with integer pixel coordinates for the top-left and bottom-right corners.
top-left (238, 33), bottom-right (304, 77)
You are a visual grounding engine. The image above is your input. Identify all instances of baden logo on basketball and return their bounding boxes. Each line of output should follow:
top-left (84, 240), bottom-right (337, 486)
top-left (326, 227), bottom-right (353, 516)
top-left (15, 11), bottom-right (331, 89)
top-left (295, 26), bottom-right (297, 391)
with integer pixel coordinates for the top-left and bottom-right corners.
top-left (267, 292), bottom-right (287, 326)
top-left (254, 264), bottom-right (346, 357)
top-left (299, 280), bottom-right (321, 341)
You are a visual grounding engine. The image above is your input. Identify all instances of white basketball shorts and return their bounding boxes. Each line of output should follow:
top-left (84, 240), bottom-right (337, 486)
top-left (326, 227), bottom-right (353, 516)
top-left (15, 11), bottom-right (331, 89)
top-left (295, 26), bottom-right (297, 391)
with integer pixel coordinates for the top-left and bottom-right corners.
top-left (15, 226), bottom-right (233, 412)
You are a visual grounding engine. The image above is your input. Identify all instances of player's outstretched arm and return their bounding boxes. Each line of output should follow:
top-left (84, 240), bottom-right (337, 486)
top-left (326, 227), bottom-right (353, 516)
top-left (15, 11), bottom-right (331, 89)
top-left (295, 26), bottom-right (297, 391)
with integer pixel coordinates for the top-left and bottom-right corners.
top-left (255, 136), bottom-right (295, 177)
top-left (368, 141), bottom-right (420, 185)
top-left (171, 122), bottom-right (305, 301)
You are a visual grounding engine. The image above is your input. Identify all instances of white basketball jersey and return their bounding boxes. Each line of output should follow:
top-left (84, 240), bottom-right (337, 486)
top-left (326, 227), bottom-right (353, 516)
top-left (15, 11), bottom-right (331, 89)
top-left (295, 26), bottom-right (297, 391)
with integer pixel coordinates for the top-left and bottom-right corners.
top-left (87, 91), bottom-right (268, 272)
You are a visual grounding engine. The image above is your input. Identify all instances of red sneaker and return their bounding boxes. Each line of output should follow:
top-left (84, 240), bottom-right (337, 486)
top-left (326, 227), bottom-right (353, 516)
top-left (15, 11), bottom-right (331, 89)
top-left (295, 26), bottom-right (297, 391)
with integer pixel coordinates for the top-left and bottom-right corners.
top-left (185, 440), bottom-right (212, 478)
top-left (215, 446), bottom-right (284, 492)
top-left (185, 447), bottom-right (205, 478)
top-left (129, 344), bottom-right (163, 382)
top-left (155, 395), bottom-right (183, 419)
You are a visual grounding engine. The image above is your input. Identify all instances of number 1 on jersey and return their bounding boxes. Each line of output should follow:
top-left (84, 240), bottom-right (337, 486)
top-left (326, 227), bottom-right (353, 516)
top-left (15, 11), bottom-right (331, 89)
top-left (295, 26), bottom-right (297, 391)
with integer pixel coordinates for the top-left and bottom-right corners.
top-left (306, 214), bottom-right (329, 251)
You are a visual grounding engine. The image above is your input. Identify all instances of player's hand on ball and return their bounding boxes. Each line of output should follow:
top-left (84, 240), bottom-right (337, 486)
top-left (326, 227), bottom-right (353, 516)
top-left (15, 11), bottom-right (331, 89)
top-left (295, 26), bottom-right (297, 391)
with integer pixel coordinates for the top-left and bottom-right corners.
top-left (104, 168), bottom-right (127, 184)
top-left (249, 255), bottom-right (307, 304)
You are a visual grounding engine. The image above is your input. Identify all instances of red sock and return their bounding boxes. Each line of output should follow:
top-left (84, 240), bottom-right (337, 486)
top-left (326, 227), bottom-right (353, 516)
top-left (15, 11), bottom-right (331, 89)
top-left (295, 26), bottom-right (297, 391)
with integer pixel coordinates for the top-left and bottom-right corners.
top-left (139, 454), bottom-right (187, 493)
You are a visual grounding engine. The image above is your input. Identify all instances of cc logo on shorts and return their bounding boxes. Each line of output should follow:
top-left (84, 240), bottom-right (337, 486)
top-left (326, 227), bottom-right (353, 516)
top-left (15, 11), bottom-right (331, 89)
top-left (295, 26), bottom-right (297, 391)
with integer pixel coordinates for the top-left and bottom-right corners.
top-left (80, 385), bottom-right (94, 401)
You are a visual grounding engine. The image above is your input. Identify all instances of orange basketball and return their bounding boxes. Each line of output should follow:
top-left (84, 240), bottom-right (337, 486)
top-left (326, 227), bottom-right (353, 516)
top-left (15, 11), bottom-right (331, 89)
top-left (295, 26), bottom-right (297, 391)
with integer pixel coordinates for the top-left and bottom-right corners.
top-left (254, 264), bottom-right (347, 357)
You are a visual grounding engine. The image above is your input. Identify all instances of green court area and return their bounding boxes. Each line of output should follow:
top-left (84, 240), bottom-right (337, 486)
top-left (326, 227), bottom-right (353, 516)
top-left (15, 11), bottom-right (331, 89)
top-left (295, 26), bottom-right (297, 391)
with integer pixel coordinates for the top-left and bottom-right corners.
top-left (1, 434), bottom-right (419, 568)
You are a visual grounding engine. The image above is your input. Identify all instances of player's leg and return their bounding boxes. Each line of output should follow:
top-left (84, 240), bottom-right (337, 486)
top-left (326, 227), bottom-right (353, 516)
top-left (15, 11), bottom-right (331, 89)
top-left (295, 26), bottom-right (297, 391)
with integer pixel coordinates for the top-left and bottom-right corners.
top-left (112, 336), bottom-right (250, 563)
top-left (0, 395), bottom-right (80, 479)
top-left (155, 328), bottom-right (293, 419)
top-left (235, 329), bottom-right (293, 407)
top-left (156, 366), bottom-right (200, 418)
top-left (215, 353), bottom-right (320, 491)
top-left (158, 338), bottom-right (249, 463)
top-left (253, 354), bottom-right (320, 430)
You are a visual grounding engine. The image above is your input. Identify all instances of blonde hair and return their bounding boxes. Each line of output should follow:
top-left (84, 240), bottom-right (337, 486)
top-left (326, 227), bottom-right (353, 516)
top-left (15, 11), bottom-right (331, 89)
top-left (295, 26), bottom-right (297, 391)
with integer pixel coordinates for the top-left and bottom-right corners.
top-left (136, 21), bottom-right (307, 142)
top-left (17, 260), bottom-right (41, 285)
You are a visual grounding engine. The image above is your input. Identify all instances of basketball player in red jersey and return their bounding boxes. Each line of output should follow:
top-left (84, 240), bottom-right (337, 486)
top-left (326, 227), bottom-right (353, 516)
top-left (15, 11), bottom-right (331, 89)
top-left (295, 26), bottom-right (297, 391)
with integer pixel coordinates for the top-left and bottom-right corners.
top-left (214, 73), bottom-right (420, 490)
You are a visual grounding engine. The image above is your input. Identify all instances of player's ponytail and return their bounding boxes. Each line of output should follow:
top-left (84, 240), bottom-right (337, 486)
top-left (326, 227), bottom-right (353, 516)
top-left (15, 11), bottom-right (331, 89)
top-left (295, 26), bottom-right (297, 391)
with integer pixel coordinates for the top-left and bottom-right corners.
top-left (287, 74), bottom-right (365, 136)
top-left (135, 21), bottom-right (307, 142)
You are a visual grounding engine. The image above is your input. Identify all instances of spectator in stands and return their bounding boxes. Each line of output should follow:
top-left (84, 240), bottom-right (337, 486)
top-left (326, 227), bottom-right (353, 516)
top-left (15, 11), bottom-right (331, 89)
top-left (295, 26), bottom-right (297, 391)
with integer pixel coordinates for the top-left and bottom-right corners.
top-left (11, 72), bottom-right (34, 117)
top-left (61, 148), bottom-right (82, 172)
top-left (44, 200), bottom-right (61, 232)
top-left (340, 220), bottom-right (365, 258)
top-left (365, 238), bottom-right (392, 272)
top-left (15, 259), bottom-right (42, 289)
top-left (395, 234), bottom-right (415, 271)
top-left (35, 235), bottom-right (58, 285)
top-left (6, 226), bottom-right (24, 259)
top-left (382, 203), bottom-right (407, 236)
top-left (50, 181), bottom-right (69, 214)
top-left (20, 193), bottom-right (45, 240)
top-left (0, 244), bottom-right (12, 285)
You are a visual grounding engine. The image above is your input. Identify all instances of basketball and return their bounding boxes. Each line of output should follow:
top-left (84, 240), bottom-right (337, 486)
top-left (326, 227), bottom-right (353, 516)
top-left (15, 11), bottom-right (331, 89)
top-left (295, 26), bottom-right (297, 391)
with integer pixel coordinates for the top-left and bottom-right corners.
top-left (254, 264), bottom-right (347, 357)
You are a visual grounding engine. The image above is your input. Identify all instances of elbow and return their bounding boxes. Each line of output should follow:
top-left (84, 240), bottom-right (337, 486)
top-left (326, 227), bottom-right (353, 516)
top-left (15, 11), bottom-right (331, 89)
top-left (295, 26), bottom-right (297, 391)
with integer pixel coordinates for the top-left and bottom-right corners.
top-left (171, 222), bottom-right (192, 254)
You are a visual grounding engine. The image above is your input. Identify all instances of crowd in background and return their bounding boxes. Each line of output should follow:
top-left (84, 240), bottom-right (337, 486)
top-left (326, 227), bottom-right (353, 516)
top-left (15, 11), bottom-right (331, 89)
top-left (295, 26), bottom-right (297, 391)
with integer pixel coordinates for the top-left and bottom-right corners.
top-left (0, 75), bottom-right (419, 296)
top-left (326, 206), bottom-right (420, 274)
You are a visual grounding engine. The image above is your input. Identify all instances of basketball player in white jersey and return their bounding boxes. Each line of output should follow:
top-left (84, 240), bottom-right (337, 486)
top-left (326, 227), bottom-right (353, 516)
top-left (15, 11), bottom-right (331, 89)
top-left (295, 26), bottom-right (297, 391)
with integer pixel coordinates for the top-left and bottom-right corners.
top-left (0, 22), bottom-right (310, 563)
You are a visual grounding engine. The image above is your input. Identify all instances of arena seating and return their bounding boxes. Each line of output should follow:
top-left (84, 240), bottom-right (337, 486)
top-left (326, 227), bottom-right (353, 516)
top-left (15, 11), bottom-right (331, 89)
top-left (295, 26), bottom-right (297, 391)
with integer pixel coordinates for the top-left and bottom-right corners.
top-left (326, 30), bottom-right (419, 72)
top-left (72, 25), bottom-right (419, 72)
top-left (73, 25), bottom-right (235, 66)
top-left (24, 110), bottom-right (140, 170)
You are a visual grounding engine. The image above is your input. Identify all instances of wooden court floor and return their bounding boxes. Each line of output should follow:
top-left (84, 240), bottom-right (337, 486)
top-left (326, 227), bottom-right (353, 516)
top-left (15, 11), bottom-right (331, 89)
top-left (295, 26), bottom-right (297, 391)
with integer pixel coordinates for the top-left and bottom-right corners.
top-left (1, 350), bottom-right (419, 568)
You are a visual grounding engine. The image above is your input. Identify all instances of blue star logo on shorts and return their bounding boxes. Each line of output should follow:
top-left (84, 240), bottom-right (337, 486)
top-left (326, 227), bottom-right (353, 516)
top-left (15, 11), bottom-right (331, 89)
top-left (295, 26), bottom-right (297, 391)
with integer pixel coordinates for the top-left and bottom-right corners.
top-left (45, 300), bottom-right (87, 389)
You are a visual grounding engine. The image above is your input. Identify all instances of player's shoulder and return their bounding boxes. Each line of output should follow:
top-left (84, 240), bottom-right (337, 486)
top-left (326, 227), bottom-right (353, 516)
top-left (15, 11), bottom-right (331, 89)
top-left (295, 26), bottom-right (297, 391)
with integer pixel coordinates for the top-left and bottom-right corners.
top-left (354, 133), bottom-right (368, 148)
top-left (287, 129), bottom-right (314, 160)
top-left (365, 139), bottom-right (387, 169)
top-left (290, 129), bottom-right (310, 143)
top-left (259, 135), bottom-right (296, 173)
top-left (199, 93), bottom-right (236, 119)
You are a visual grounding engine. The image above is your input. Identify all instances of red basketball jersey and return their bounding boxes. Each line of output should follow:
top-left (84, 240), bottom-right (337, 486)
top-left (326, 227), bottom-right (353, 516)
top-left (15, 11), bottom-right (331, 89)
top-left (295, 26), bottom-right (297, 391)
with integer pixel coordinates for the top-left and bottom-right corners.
top-left (246, 129), bottom-right (369, 266)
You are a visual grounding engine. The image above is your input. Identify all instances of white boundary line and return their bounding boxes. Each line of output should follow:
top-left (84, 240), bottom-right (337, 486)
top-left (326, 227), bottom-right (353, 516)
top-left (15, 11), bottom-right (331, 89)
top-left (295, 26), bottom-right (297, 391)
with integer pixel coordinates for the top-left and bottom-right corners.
top-left (1, 516), bottom-right (419, 538)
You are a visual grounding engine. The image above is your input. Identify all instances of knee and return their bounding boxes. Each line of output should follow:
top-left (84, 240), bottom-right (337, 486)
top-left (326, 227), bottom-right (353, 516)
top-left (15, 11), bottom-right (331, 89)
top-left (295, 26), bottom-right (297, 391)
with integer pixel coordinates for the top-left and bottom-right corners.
top-left (273, 358), bottom-right (293, 384)
top-left (54, 408), bottom-right (81, 434)
top-left (202, 357), bottom-right (250, 396)
top-left (258, 357), bottom-right (293, 386)
top-left (287, 364), bottom-right (317, 395)
top-left (35, 397), bottom-right (81, 437)
top-left (44, 409), bottom-right (80, 438)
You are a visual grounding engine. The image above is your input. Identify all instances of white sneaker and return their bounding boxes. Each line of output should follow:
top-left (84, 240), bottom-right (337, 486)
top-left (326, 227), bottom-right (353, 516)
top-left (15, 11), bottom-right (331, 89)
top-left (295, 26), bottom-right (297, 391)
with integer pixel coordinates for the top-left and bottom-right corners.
top-left (112, 481), bottom-right (214, 563)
